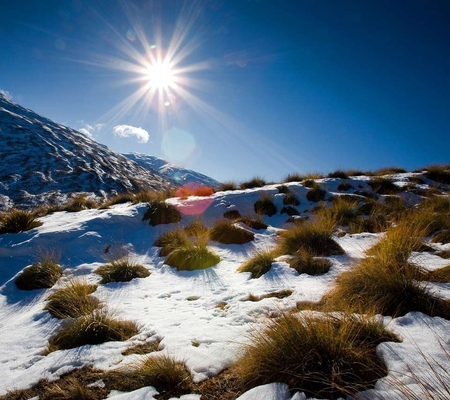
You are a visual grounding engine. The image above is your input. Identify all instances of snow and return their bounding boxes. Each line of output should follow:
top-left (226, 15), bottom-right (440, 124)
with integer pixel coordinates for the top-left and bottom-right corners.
top-left (1, 179), bottom-right (450, 399)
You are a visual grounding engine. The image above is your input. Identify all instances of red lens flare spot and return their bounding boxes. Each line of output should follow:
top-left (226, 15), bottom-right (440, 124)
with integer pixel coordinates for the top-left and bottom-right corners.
top-left (175, 182), bottom-right (214, 215)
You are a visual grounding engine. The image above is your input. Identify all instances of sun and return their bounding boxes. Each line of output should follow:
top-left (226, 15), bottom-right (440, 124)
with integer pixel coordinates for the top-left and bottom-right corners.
top-left (147, 61), bottom-right (175, 90)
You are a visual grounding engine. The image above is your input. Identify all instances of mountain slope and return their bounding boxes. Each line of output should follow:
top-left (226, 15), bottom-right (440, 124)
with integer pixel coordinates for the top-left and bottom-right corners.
top-left (0, 94), bottom-right (172, 209)
top-left (124, 152), bottom-right (221, 188)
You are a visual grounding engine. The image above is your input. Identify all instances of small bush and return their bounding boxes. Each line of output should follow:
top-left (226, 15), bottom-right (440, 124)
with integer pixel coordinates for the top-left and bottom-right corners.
top-left (237, 250), bottom-right (275, 279)
top-left (283, 192), bottom-right (300, 206)
top-left (95, 257), bottom-right (150, 284)
top-left (48, 310), bottom-right (139, 351)
top-left (316, 196), bottom-right (359, 226)
top-left (0, 210), bottom-right (42, 234)
top-left (63, 195), bottom-right (97, 212)
top-left (284, 173), bottom-right (305, 182)
top-left (326, 221), bottom-right (450, 318)
top-left (223, 209), bottom-right (241, 220)
top-left (210, 221), bottom-right (254, 244)
top-left (143, 199), bottom-right (181, 226)
top-left (154, 229), bottom-right (190, 257)
top-left (165, 243), bottom-right (220, 271)
top-left (240, 177), bottom-right (266, 189)
top-left (254, 195), bottom-right (277, 216)
top-left (233, 312), bottom-right (398, 398)
top-left (368, 177), bottom-right (402, 194)
top-left (306, 186), bottom-right (327, 202)
top-left (327, 170), bottom-right (348, 179)
top-left (108, 354), bottom-right (191, 397)
top-left (424, 165), bottom-right (450, 184)
top-left (45, 279), bottom-right (99, 319)
top-left (277, 220), bottom-right (344, 256)
top-left (183, 220), bottom-right (209, 238)
top-left (418, 196), bottom-right (450, 213)
top-left (216, 181), bottom-right (238, 192)
top-left (374, 167), bottom-right (407, 175)
top-left (280, 206), bottom-right (300, 216)
top-left (426, 265), bottom-right (450, 283)
top-left (236, 216), bottom-right (268, 230)
top-left (337, 182), bottom-right (353, 191)
top-left (4, 367), bottom-right (109, 400)
top-left (288, 248), bottom-right (332, 275)
top-left (346, 169), bottom-right (365, 176)
top-left (15, 253), bottom-right (63, 290)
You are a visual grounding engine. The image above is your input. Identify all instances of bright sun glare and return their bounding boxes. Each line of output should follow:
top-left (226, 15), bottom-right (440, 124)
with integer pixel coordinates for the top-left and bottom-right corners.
top-left (147, 62), bottom-right (175, 90)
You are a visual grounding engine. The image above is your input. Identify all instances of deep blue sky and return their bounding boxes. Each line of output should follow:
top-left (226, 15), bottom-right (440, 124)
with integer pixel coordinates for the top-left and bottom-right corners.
top-left (1, 0), bottom-right (449, 182)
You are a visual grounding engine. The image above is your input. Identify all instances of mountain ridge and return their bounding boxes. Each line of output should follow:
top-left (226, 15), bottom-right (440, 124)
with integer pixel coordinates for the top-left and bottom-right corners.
top-left (0, 94), bottom-right (218, 210)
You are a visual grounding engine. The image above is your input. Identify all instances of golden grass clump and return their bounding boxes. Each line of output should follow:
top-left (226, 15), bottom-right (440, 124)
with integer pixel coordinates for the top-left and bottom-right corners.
top-left (164, 242), bottom-right (220, 271)
top-left (63, 195), bottom-right (98, 212)
top-left (240, 177), bottom-right (266, 189)
top-left (254, 195), bottom-right (277, 216)
top-left (232, 312), bottom-right (399, 398)
top-left (237, 249), bottom-right (275, 278)
top-left (154, 229), bottom-right (190, 257)
top-left (277, 219), bottom-right (344, 257)
top-left (236, 216), bottom-right (268, 230)
top-left (0, 210), bottom-right (43, 234)
top-left (45, 279), bottom-right (99, 319)
top-left (216, 181), bottom-right (238, 192)
top-left (316, 196), bottom-right (359, 226)
top-left (15, 252), bottom-right (63, 290)
top-left (288, 248), bottom-right (332, 276)
top-left (107, 354), bottom-right (192, 398)
top-left (368, 177), bottom-right (402, 194)
top-left (326, 220), bottom-right (450, 318)
top-left (210, 220), bottom-right (254, 244)
top-left (327, 170), bottom-right (349, 179)
top-left (142, 199), bottom-right (181, 226)
top-left (47, 310), bottom-right (138, 351)
top-left (95, 256), bottom-right (150, 284)
top-left (283, 191), bottom-right (300, 206)
top-left (306, 182), bottom-right (327, 203)
top-left (424, 164), bottom-right (450, 184)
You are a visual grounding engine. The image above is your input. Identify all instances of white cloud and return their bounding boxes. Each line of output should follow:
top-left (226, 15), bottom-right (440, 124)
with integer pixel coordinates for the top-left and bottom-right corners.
top-left (77, 122), bottom-right (104, 138)
top-left (78, 128), bottom-right (93, 138)
top-left (0, 89), bottom-right (12, 99)
top-left (113, 125), bottom-right (149, 143)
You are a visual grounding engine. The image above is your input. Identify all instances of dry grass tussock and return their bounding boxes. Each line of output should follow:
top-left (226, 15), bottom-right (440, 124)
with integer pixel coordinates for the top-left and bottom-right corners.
top-left (4, 366), bottom-right (109, 400)
top-left (95, 254), bottom-right (150, 284)
top-left (254, 194), bottom-right (277, 216)
top-left (210, 220), bottom-right (254, 244)
top-left (326, 219), bottom-right (450, 318)
top-left (288, 248), bottom-right (332, 276)
top-left (237, 249), bottom-right (276, 279)
top-left (277, 219), bottom-right (344, 256)
top-left (164, 241), bottom-right (220, 271)
top-left (232, 312), bottom-right (399, 398)
top-left (424, 164), bottom-right (450, 184)
top-left (15, 251), bottom-right (63, 290)
top-left (239, 177), bottom-right (266, 189)
top-left (368, 177), bottom-right (402, 194)
top-left (45, 278), bottom-right (99, 319)
top-left (327, 169), bottom-right (349, 179)
top-left (62, 195), bottom-right (98, 212)
top-left (142, 199), bottom-right (181, 226)
top-left (0, 209), bottom-right (42, 234)
top-left (216, 181), bottom-right (238, 192)
top-left (306, 183), bottom-right (327, 202)
top-left (316, 196), bottom-right (359, 227)
top-left (47, 309), bottom-right (138, 351)
top-left (106, 354), bottom-right (192, 399)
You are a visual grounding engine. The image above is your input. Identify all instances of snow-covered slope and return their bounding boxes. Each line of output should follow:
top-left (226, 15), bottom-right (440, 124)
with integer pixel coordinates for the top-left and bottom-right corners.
top-left (123, 152), bottom-right (221, 188)
top-left (1, 172), bottom-right (449, 399)
top-left (0, 94), bottom-right (172, 210)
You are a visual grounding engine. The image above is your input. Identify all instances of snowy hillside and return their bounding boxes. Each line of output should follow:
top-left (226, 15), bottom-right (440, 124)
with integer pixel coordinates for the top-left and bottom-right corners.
top-left (1, 169), bottom-right (450, 399)
top-left (0, 94), bottom-right (172, 210)
top-left (124, 153), bottom-right (221, 189)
